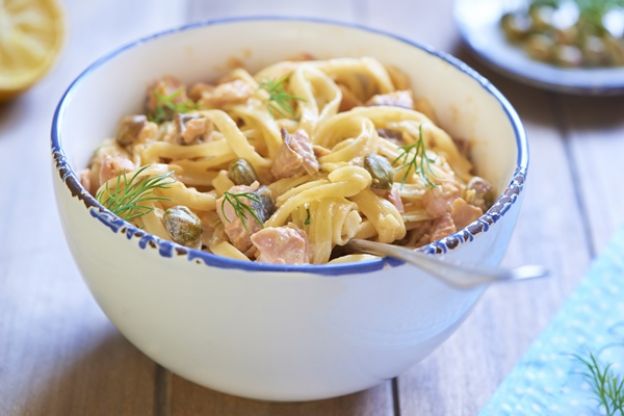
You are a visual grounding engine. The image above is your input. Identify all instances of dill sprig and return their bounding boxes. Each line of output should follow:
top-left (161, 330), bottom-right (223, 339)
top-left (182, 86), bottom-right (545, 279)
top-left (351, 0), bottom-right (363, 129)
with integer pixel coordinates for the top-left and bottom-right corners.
top-left (392, 124), bottom-right (438, 188)
top-left (221, 191), bottom-right (263, 230)
top-left (96, 166), bottom-right (174, 221)
top-left (575, 352), bottom-right (624, 416)
top-left (150, 88), bottom-right (197, 124)
top-left (258, 76), bottom-right (303, 118)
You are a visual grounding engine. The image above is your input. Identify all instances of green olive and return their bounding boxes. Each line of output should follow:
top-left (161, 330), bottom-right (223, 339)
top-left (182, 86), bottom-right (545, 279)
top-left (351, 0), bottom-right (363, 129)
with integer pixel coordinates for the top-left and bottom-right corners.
top-left (501, 12), bottom-right (532, 41)
top-left (528, 4), bottom-right (555, 30)
top-left (604, 37), bottom-right (624, 66)
top-left (117, 115), bottom-right (147, 146)
top-left (524, 34), bottom-right (556, 62)
top-left (163, 206), bottom-right (203, 247)
top-left (584, 35), bottom-right (610, 66)
top-left (364, 154), bottom-right (394, 190)
top-left (554, 44), bottom-right (583, 67)
top-left (228, 158), bottom-right (258, 186)
top-left (252, 186), bottom-right (275, 222)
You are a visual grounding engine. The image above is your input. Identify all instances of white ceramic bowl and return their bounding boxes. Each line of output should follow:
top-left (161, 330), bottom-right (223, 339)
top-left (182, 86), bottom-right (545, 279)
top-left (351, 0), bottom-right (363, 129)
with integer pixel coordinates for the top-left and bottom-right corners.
top-left (51, 17), bottom-right (528, 401)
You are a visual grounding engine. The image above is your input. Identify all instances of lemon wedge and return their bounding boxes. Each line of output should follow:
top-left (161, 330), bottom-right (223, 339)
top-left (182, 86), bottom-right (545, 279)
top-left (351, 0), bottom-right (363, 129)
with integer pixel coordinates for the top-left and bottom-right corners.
top-left (0, 0), bottom-right (63, 102)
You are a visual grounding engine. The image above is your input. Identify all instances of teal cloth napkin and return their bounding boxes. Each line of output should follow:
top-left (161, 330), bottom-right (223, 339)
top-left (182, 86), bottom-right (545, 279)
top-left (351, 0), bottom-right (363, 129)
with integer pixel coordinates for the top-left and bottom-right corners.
top-left (480, 228), bottom-right (624, 416)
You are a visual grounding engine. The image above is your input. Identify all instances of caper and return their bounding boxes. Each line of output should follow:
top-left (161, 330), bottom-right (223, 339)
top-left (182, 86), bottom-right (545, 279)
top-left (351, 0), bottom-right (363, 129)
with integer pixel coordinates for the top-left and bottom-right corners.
top-left (252, 186), bottom-right (275, 222)
top-left (117, 115), bottom-right (147, 146)
top-left (364, 154), bottom-right (393, 190)
top-left (163, 206), bottom-right (203, 247)
top-left (228, 159), bottom-right (258, 186)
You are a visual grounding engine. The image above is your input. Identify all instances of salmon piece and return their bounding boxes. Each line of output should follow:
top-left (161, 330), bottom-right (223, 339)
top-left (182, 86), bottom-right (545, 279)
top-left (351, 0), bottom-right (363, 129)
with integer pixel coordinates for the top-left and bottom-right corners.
top-left (251, 226), bottom-right (310, 264)
top-left (98, 155), bottom-right (135, 186)
top-left (176, 113), bottom-right (211, 144)
top-left (188, 82), bottom-right (213, 101)
top-left (271, 129), bottom-right (320, 179)
top-left (199, 80), bottom-right (254, 108)
top-left (430, 213), bottom-right (457, 242)
top-left (366, 90), bottom-right (414, 109)
top-left (466, 176), bottom-right (494, 211)
top-left (146, 76), bottom-right (188, 116)
top-left (216, 183), bottom-right (262, 253)
top-left (450, 198), bottom-right (482, 229)
top-left (422, 182), bottom-right (461, 217)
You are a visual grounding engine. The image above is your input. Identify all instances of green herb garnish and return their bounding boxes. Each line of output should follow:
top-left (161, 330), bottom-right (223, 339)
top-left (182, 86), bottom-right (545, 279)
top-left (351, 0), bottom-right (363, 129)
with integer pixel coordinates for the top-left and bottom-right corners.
top-left (221, 191), bottom-right (263, 230)
top-left (575, 352), bottom-right (624, 415)
top-left (96, 166), bottom-right (175, 221)
top-left (258, 76), bottom-right (303, 118)
top-left (392, 124), bottom-right (438, 188)
top-left (150, 88), bottom-right (197, 124)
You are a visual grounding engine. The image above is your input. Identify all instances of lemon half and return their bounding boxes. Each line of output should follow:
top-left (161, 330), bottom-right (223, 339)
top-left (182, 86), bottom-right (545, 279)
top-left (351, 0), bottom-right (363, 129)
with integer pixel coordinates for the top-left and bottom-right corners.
top-left (0, 0), bottom-right (63, 102)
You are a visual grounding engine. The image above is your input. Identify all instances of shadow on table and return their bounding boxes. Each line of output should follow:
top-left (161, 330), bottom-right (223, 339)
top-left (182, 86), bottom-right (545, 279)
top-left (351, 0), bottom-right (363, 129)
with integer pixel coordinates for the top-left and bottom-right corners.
top-left (0, 99), bottom-right (25, 139)
top-left (167, 373), bottom-right (390, 416)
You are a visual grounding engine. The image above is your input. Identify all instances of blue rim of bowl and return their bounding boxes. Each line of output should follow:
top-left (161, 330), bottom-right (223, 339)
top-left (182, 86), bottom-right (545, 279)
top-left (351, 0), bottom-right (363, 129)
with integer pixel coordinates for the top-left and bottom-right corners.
top-left (51, 16), bottom-right (528, 276)
top-left (453, 1), bottom-right (624, 95)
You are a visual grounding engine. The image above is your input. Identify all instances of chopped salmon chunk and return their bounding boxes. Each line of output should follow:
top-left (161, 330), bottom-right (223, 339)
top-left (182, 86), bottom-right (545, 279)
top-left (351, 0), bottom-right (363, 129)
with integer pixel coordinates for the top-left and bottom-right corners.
top-left (366, 90), bottom-right (414, 109)
top-left (430, 213), bottom-right (457, 242)
top-left (450, 198), bottom-right (482, 229)
top-left (271, 128), bottom-right (320, 179)
top-left (199, 80), bottom-right (254, 108)
top-left (422, 182), bottom-right (461, 217)
top-left (98, 155), bottom-right (135, 186)
top-left (216, 183), bottom-right (263, 253)
top-left (251, 226), bottom-right (310, 264)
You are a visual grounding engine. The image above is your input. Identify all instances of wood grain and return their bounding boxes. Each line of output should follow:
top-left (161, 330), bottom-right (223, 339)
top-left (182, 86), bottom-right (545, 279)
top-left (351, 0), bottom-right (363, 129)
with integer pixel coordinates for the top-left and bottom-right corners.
top-left (395, 76), bottom-right (593, 415)
top-left (357, 3), bottom-right (595, 415)
top-left (0, 0), bottom-right (622, 415)
top-left (0, 1), bottom-right (186, 415)
top-left (559, 95), bottom-right (624, 254)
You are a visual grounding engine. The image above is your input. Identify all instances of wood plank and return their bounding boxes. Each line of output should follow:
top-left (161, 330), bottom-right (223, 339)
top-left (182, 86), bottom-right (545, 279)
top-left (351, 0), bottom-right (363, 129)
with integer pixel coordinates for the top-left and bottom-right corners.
top-left (362, 1), bottom-right (593, 414)
top-left (395, 77), bottom-right (592, 416)
top-left (559, 95), bottom-right (624, 254)
top-left (0, 1), bottom-right (187, 414)
top-left (170, 378), bottom-right (392, 416)
top-left (167, 1), bottom-right (394, 415)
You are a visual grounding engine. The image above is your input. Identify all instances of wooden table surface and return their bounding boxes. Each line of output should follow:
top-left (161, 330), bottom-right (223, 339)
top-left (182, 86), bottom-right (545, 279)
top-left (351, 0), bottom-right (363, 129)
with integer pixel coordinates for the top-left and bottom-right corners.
top-left (1, 0), bottom-right (622, 415)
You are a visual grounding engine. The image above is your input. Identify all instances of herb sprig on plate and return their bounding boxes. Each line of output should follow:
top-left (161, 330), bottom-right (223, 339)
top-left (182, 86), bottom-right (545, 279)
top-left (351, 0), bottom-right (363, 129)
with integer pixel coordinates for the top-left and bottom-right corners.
top-left (96, 166), bottom-right (175, 221)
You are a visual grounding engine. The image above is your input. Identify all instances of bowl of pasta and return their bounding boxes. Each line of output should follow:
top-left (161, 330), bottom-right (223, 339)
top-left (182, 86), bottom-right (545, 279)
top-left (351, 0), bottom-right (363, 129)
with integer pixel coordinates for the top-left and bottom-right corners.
top-left (51, 17), bottom-right (527, 401)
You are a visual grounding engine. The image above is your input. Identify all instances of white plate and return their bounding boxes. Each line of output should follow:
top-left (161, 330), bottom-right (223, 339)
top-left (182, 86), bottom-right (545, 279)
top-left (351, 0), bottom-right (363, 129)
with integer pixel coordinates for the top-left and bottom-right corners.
top-left (454, 0), bottom-right (624, 95)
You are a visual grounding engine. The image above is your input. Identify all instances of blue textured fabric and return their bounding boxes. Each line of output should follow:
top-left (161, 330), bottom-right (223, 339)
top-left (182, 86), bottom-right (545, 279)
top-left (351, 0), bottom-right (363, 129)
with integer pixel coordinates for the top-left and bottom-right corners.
top-left (480, 229), bottom-right (624, 416)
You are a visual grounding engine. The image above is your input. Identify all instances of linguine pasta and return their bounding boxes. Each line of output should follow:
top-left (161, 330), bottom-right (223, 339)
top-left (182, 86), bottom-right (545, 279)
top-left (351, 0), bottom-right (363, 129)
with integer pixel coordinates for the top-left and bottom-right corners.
top-left (80, 57), bottom-right (494, 265)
